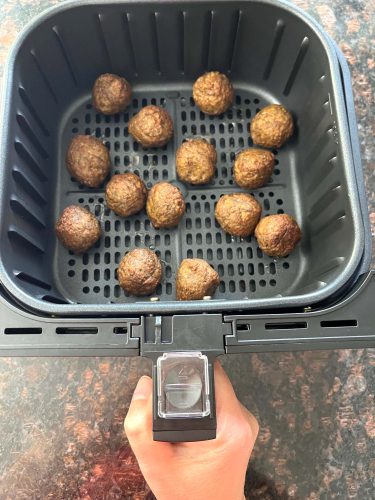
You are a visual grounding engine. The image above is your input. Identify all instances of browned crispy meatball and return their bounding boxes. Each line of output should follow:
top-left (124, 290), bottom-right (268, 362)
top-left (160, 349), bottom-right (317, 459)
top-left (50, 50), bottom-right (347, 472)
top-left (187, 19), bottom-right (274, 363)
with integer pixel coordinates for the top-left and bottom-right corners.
top-left (215, 193), bottom-right (261, 238)
top-left (176, 259), bottom-right (220, 300)
top-left (105, 173), bottom-right (147, 217)
top-left (250, 104), bottom-right (294, 149)
top-left (193, 71), bottom-right (234, 115)
top-left (92, 73), bottom-right (132, 115)
top-left (176, 139), bottom-right (217, 185)
top-left (146, 182), bottom-right (185, 229)
top-left (118, 248), bottom-right (162, 296)
top-left (255, 214), bottom-right (301, 257)
top-left (55, 205), bottom-right (101, 254)
top-left (128, 105), bottom-right (173, 148)
top-left (66, 135), bottom-right (110, 188)
top-left (234, 149), bottom-right (275, 189)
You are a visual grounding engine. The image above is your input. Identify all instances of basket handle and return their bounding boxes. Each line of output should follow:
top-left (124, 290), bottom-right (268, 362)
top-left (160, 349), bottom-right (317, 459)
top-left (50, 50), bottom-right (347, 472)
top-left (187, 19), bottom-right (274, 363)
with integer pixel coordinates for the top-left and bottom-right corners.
top-left (137, 314), bottom-right (228, 442)
top-left (151, 351), bottom-right (218, 442)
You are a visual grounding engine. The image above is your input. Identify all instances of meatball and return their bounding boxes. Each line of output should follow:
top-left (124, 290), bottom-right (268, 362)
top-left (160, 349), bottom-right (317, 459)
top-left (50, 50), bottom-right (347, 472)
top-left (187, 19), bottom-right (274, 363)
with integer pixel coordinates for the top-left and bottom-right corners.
top-left (255, 214), bottom-right (301, 257)
top-left (66, 135), bottom-right (110, 188)
top-left (92, 73), bottom-right (132, 115)
top-left (176, 139), bottom-right (217, 185)
top-left (215, 193), bottom-right (261, 238)
top-left (55, 205), bottom-right (101, 254)
top-left (193, 71), bottom-right (233, 115)
top-left (234, 148), bottom-right (275, 189)
top-left (118, 248), bottom-right (162, 296)
top-left (176, 259), bottom-right (220, 301)
top-left (128, 105), bottom-right (173, 148)
top-left (105, 173), bottom-right (147, 217)
top-left (250, 104), bottom-right (294, 149)
top-left (146, 182), bottom-right (185, 229)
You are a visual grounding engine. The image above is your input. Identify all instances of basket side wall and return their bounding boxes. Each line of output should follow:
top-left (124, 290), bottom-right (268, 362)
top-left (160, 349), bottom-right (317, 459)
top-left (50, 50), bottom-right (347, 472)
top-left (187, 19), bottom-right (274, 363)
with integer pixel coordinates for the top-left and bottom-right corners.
top-left (0, 1), bottom-right (359, 311)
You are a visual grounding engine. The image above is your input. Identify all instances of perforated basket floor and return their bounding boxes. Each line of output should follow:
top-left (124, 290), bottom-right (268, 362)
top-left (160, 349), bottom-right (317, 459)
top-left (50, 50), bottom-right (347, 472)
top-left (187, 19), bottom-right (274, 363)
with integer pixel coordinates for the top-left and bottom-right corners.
top-left (57, 87), bottom-right (302, 304)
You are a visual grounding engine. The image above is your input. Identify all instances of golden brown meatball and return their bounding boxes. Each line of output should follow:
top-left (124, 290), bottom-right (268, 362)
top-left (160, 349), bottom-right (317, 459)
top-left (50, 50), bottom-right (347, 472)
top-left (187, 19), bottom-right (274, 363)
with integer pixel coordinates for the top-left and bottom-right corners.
top-left (146, 182), bottom-right (185, 228)
top-left (55, 205), bottom-right (101, 254)
top-left (66, 135), bottom-right (110, 188)
top-left (105, 173), bottom-right (147, 217)
top-left (118, 248), bottom-right (162, 296)
top-left (176, 259), bottom-right (220, 300)
top-left (128, 105), bottom-right (173, 148)
top-left (193, 71), bottom-right (234, 115)
top-left (92, 73), bottom-right (132, 115)
top-left (255, 214), bottom-right (301, 257)
top-left (215, 193), bottom-right (261, 238)
top-left (250, 104), bottom-right (294, 149)
top-left (176, 139), bottom-right (217, 185)
top-left (234, 148), bottom-right (275, 189)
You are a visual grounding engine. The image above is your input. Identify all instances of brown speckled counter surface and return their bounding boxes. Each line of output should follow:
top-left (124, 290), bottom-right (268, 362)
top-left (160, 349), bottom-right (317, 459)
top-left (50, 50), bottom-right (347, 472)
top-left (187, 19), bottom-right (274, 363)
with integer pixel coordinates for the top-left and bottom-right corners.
top-left (0, 0), bottom-right (374, 498)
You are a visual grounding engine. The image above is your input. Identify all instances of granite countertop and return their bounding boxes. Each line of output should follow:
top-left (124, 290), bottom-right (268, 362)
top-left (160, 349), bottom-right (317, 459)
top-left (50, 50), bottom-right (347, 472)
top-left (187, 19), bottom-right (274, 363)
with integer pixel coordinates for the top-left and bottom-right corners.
top-left (0, 0), bottom-right (374, 498)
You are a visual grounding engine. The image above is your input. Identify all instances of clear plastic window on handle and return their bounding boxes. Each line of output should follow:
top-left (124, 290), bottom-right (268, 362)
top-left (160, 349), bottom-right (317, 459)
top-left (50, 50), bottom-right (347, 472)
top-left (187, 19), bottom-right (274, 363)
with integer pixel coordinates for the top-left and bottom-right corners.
top-left (157, 352), bottom-right (210, 419)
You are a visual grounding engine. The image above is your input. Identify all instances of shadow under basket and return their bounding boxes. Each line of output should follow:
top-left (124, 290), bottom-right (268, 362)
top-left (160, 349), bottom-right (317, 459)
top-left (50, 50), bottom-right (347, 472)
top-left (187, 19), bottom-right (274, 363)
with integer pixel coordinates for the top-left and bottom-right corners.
top-left (0, 0), bottom-right (369, 316)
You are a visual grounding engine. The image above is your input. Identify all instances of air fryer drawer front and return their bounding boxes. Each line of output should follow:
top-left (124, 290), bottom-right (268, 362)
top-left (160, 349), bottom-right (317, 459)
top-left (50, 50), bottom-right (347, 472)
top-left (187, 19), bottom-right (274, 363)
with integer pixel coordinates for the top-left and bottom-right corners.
top-left (1, 271), bottom-right (374, 441)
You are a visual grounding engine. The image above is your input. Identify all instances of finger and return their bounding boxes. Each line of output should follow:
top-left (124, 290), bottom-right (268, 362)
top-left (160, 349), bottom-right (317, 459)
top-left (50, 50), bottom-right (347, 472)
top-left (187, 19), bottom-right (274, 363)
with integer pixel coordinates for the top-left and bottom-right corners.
top-left (214, 360), bottom-right (259, 446)
top-left (239, 403), bottom-right (259, 446)
top-left (124, 375), bottom-right (153, 442)
top-left (214, 359), bottom-right (243, 415)
top-left (124, 376), bottom-right (173, 465)
top-left (214, 360), bottom-right (249, 440)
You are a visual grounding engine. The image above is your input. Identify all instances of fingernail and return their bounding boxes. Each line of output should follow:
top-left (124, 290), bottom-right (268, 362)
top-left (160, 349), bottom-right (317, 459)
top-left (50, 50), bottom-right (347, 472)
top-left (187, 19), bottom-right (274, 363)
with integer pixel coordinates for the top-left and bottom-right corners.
top-left (132, 376), bottom-right (151, 401)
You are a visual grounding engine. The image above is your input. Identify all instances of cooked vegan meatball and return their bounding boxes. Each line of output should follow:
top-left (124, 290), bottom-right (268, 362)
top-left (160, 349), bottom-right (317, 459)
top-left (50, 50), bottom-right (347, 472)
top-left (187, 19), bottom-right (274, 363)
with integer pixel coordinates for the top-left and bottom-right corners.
top-left (176, 259), bottom-right (220, 300)
top-left (92, 73), bottom-right (132, 115)
top-left (193, 71), bottom-right (234, 115)
top-left (105, 173), bottom-right (147, 217)
top-left (234, 148), bottom-right (275, 189)
top-left (146, 182), bottom-right (185, 228)
top-left (66, 135), bottom-right (110, 188)
top-left (118, 248), bottom-right (162, 296)
top-left (128, 105), bottom-right (173, 148)
top-left (255, 214), bottom-right (301, 257)
top-left (215, 193), bottom-right (261, 238)
top-left (176, 139), bottom-right (217, 185)
top-left (250, 104), bottom-right (294, 149)
top-left (55, 205), bottom-right (101, 254)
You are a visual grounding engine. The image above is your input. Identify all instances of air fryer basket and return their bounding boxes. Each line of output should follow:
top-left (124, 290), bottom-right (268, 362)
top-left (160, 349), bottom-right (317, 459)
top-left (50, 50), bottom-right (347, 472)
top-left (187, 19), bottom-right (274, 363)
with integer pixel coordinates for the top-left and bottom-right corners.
top-left (0, 0), bottom-right (374, 442)
top-left (0, 0), bottom-right (367, 316)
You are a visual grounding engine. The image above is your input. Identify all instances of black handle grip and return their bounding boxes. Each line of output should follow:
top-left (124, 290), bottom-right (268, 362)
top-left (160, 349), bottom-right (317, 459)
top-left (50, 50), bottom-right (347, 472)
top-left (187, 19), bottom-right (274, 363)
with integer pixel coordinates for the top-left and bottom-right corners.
top-left (137, 314), bottom-right (228, 442)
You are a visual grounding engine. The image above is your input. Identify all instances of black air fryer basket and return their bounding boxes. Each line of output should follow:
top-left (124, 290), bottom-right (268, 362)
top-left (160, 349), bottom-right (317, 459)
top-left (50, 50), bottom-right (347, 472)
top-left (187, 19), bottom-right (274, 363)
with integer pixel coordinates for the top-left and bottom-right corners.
top-left (0, 0), bottom-right (373, 441)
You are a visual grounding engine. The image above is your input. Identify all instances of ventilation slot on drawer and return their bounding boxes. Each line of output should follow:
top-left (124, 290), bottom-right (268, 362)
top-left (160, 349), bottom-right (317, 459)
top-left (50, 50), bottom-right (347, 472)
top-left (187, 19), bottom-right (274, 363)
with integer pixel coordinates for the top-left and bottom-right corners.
top-left (56, 327), bottom-right (98, 334)
top-left (265, 322), bottom-right (307, 330)
top-left (114, 327), bottom-right (128, 334)
top-left (236, 324), bottom-right (251, 332)
top-left (320, 320), bottom-right (357, 328)
top-left (5, 328), bottom-right (42, 334)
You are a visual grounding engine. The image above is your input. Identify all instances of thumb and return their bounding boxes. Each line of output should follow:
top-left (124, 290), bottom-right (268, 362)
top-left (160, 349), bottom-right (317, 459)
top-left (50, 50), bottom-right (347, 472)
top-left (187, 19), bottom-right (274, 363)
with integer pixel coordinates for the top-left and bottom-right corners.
top-left (124, 376), bottom-right (173, 468)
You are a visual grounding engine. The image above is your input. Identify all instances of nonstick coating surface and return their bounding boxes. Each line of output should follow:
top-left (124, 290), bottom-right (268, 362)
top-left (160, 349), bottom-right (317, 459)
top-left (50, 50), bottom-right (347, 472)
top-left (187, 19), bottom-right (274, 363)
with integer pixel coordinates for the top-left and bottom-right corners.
top-left (57, 88), bottom-right (302, 304)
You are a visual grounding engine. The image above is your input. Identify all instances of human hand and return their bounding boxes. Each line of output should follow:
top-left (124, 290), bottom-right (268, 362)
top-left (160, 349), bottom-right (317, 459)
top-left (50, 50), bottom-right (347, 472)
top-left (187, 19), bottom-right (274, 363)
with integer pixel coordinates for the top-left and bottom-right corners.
top-left (124, 360), bottom-right (259, 500)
